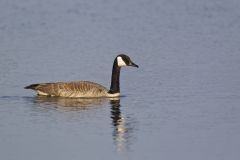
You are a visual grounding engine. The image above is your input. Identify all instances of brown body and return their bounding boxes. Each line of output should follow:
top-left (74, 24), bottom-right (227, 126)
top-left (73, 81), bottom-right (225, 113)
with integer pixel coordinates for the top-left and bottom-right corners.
top-left (25, 81), bottom-right (111, 98)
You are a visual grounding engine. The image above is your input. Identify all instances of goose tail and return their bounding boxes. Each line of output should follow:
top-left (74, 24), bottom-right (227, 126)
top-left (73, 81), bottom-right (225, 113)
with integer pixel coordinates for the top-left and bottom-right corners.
top-left (24, 84), bottom-right (40, 90)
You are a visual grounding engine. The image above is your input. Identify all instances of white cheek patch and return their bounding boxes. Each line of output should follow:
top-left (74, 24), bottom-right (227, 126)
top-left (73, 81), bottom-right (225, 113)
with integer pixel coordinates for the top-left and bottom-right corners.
top-left (117, 57), bottom-right (127, 67)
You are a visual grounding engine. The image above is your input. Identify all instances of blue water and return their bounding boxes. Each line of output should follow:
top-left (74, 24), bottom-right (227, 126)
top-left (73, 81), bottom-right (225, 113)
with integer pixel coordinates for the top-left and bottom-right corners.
top-left (1, 0), bottom-right (240, 159)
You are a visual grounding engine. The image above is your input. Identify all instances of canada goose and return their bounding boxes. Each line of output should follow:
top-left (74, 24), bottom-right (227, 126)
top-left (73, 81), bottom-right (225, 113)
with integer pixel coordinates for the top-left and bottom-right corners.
top-left (24, 54), bottom-right (138, 98)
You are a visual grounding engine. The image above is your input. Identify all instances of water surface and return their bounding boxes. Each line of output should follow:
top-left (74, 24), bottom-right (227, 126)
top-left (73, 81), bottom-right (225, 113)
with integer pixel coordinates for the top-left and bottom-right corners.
top-left (0, 0), bottom-right (240, 159)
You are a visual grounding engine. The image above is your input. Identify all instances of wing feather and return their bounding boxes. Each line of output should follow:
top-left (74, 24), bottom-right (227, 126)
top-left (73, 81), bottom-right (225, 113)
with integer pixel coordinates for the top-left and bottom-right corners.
top-left (33, 81), bottom-right (108, 97)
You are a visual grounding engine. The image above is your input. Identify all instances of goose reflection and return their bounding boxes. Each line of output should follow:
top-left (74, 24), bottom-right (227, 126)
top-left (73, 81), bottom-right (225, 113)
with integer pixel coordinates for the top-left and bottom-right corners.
top-left (110, 99), bottom-right (133, 152)
top-left (32, 96), bottom-right (133, 152)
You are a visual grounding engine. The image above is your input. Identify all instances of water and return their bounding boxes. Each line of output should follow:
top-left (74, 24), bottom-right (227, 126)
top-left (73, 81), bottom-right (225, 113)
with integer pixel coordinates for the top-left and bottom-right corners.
top-left (0, 0), bottom-right (240, 159)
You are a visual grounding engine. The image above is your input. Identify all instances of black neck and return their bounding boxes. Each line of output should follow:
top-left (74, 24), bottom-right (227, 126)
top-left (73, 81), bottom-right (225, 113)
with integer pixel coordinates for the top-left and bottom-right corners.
top-left (108, 59), bottom-right (121, 94)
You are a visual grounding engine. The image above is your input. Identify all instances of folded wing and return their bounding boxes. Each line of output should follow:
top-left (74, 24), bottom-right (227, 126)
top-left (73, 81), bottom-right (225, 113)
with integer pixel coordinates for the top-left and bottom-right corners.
top-left (25, 81), bottom-right (108, 97)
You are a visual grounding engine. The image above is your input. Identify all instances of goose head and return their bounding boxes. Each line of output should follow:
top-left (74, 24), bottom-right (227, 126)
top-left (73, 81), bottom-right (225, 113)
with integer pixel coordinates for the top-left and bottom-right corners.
top-left (116, 54), bottom-right (139, 68)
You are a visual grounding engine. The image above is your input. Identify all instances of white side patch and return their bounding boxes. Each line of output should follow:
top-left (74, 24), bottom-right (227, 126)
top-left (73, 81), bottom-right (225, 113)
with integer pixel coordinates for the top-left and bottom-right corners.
top-left (117, 57), bottom-right (127, 67)
top-left (37, 90), bottom-right (49, 96)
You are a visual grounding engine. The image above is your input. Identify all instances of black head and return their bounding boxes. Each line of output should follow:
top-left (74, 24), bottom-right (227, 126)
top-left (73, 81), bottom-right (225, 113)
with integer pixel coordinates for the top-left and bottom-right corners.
top-left (116, 54), bottom-right (139, 68)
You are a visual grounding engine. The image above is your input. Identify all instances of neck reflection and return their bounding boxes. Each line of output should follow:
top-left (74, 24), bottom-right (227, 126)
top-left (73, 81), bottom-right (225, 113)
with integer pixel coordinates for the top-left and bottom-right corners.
top-left (110, 99), bottom-right (133, 153)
